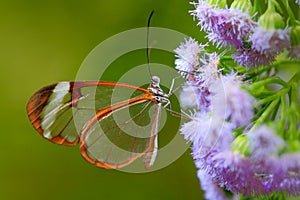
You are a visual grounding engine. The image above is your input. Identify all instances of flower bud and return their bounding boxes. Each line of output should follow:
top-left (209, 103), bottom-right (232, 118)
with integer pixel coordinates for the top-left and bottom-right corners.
top-left (258, 9), bottom-right (284, 30)
top-left (231, 0), bottom-right (253, 13)
top-left (231, 135), bottom-right (250, 156)
top-left (207, 0), bottom-right (227, 8)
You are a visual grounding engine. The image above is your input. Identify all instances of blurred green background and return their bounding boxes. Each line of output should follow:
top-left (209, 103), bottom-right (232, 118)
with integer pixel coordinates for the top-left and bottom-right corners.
top-left (0, 0), bottom-right (204, 199)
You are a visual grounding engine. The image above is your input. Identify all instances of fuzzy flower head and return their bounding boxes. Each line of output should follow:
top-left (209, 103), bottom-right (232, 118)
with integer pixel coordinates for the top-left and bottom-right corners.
top-left (209, 73), bottom-right (255, 128)
top-left (188, 84), bottom-right (212, 112)
top-left (192, 52), bottom-right (222, 111)
top-left (195, 148), bottom-right (300, 197)
top-left (192, 125), bottom-right (298, 197)
top-left (175, 1), bottom-right (300, 199)
top-left (179, 85), bottom-right (199, 109)
top-left (246, 125), bottom-right (285, 158)
top-left (251, 8), bottom-right (290, 56)
top-left (181, 113), bottom-right (234, 158)
top-left (233, 47), bottom-right (275, 67)
top-left (190, 1), bottom-right (257, 48)
top-left (197, 52), bottom-right (221, 87)
top-left (197, 170), bottom-right (239, 200)
top-left (174, 38), bottom-right (206, 76)
top-left (198, 149), bottom-right (281, 196)
top-left (251, 27), bottom-right (291, 56)
top-left (175, 38), bottom-right (222, 112)
top-left (278, 153), bottom-right (300, 195)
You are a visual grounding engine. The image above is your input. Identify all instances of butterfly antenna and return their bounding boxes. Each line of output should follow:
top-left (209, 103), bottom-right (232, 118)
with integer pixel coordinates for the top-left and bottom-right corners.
top-left (147, 10), bottom-right (155, 80)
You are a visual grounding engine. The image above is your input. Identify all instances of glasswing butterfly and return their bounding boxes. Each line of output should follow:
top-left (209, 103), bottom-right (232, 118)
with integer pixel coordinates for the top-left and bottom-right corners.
top-left (26, 76), bottom-right (175, 169)
top-left (26, 11), bottom-right (186, 170)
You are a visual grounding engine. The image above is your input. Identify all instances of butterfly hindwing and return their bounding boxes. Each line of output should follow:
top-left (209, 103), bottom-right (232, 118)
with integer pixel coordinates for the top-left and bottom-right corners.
top-left (80, 94), bottom-right (159, 169)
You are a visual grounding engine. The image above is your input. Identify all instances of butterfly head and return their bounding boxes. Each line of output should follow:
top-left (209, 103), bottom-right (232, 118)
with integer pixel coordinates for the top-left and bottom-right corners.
top-left (151, 76), bottom-right (160, 88)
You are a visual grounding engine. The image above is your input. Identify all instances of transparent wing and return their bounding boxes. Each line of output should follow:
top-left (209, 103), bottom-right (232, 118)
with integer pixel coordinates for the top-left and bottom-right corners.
top-left (80, 95), bottom-right (161, 169)
top-left (26, 82), bottom-right (80, 145)
top-left (26, 81), bottom-right (150, 147)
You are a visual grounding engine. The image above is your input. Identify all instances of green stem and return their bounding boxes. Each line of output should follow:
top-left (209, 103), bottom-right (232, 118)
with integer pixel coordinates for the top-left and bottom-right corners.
top-left (253, 0), bottom-right (260, 20)
top-left (255, 88), bottom-right (289, 106)
top-left (289, 71), bottom-right (300, 83)
top-left (279, 0), bottom-right (296, 25)
top-left (250, 98), bottom-right (280, 131)
top-left (220, 56), bottom-right (233, 61)
top-left (288, 81), bottom-right (299, 139)
top-left (268, 0), bottom-right (275, 11)
top-left (278, 94), bottom-right (287, 138)
top-left (251, 77), bottom-right (289, 90)
top-left (246, 65), bottom-right (273, 78)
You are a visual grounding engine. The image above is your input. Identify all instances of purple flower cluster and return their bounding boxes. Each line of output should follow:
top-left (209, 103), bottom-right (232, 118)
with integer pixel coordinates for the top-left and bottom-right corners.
top-left (174, 38), bottom-right (254, 119)
top-left (251, 27), bottom-right (290, 55)
top-left (174, 38), bottom-right (206, 75)
top-left (190, 1), bottom-right (293, 67)
top-left (190, 1), bottom-right (256, 48)
top-left (232, 48), bottom-right (275, 67)
top-left (174, 38), bottom-right (219, 111)
top-left (197, 169), bottom-right (240, 200)
top-left (190, 124), bottom-right (300, 197)
top-left (210, 74), bottom-right (254, 128)
top-left (174, 36), bottom-right (300, 200)
top-left (175, 1), bottom-right (300, 199)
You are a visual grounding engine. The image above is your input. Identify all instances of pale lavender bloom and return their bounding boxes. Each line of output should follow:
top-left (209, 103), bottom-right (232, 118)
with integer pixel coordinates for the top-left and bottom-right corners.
top-left (197, 52), bottom-right (221, 87)
top-left (247, 126), bottom-right (285, 158)
top-left (206, 151), bottom-right (264, 195)
top-left (191, 1), bottom-right (257, 48)
top-left (183, 113), bottom-right (299, 196)
top-left (180, 113), bottom-right (205, 143)
top-left (251, 27), bottom-right (291, 55)
top-left (192, 52), bottom-right (221, 112)
top-left (197, 170), bottom-right (238, 200)
top-left (288, 45), bottom-right (300, 60)
top-left (190, 1), bottom-right (218, 32)
top-left (178, 80), bottom-right (211, 113)
top-left (189, 53), bottom-right (221, 112)
top-left (190, 84), bottom-right (212, 112)
top-left (181, 114), bottom-right (234, 158)
top-left (196, 150), bottom-right (278, 196)
top-left (296, 0), bottom-right (300, 6)
top-left (210, 74), bottom-right (255, 128)
top-left (233, 47), bottom-right (275, 67)
top-left (175, 41), bottom-right (221, 111)
top-left (174, 37), bottom-right (206, 76)
top-left (197, 117), bottom-right (234, 153)
top-left (174, 35), bottom-right (225, 113)
top-left (179, 85), bottom-right (198, 109)
top-left (191, 131), bottom-right (299, 196)
top-left (277, 153), bottom-right (300, 195)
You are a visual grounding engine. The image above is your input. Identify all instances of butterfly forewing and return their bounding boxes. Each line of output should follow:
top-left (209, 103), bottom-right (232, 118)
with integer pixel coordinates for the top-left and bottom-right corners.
top-left (26, 82), bottom-right (79, 145)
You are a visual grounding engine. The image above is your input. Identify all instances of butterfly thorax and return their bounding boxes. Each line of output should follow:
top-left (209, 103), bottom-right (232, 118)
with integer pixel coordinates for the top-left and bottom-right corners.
top-left (148, 76), bottom-right (170, 105)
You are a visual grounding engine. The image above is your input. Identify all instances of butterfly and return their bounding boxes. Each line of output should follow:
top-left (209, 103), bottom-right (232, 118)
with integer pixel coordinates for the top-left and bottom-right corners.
top-left (26, 10), bottom-right (189, 170)
top-left (26, 75), bottom-right (179, 169)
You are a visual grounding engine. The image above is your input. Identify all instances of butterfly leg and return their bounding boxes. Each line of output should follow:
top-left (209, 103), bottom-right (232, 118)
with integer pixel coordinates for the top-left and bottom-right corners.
top-left (167, 75), bottom-right (185, 97)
